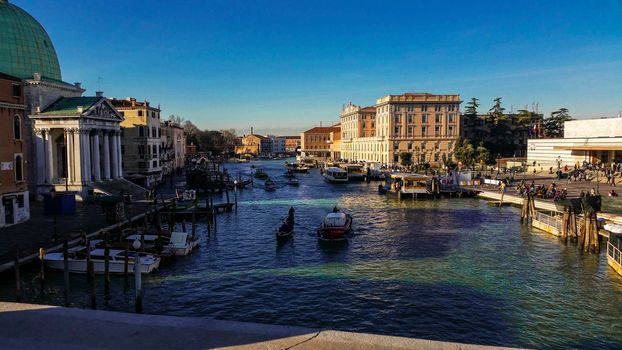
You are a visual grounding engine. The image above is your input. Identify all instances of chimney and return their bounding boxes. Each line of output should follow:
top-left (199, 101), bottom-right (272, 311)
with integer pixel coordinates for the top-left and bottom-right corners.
top-left (131, 98), bottom-right (136, 108)
top-left (36, 106), bottom-right (41, 113)
top-left (77, 106), bottom-right (84, 113)
top-left (251, 127), bottom-right (254, 135)
top-left (33, 73), bottom-right (41, 81)
top-left (74, 82), bottom-right (82, 89)
top-left (96, 91), bottom-right (104, 97)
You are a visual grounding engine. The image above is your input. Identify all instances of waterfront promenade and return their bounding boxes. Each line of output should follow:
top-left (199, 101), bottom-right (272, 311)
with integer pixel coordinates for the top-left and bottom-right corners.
top-left (0, 302), bottom-right (519, 350)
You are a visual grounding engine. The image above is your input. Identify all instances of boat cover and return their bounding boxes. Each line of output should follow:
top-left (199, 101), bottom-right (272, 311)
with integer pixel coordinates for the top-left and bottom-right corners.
top-left (324, 213), bottom-right (347, 227)
top-left (604, 224), bottom-right (622, 234)
top-left (170, 232), bottom-right (188, 248)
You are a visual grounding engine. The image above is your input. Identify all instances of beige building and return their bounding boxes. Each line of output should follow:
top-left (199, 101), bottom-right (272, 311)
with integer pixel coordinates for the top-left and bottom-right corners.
top-left (340, 93), bottom-right (461, 166)
top-left (160, 121), bottom-right (186, 175)
top-left (110, 97), bottom-right (162, 187)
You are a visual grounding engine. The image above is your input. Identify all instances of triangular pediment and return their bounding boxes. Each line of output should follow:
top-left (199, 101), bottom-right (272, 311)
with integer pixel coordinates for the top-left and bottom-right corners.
top-left (84, 99), bottom-right (124, 122)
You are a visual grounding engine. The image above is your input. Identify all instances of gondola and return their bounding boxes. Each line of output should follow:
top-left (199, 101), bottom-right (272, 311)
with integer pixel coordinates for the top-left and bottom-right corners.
top-left (276, 208), bottom-right (295, 241)
top-left (265, 178), bottom-right (277, 191)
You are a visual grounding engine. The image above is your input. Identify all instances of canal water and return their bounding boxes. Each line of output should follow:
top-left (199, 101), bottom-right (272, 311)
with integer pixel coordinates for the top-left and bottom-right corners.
top-left (2, 159), bottom-right (622, 349)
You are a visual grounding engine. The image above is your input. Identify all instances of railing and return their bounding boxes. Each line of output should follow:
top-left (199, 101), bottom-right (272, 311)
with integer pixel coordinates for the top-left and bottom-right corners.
top-left (608, 242), bottom-right (622, 267)
top-left (535, 211), bottom-right (563, 232)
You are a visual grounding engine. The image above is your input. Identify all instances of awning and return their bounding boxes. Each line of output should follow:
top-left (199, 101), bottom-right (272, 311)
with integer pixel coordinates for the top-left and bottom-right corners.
top-left (554, 144), bottom-right (622, 151)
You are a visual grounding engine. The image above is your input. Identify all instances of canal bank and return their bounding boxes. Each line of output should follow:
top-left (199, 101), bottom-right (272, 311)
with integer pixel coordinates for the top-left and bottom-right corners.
top-left (2, 160), bottom-right (622, 349)
top-left (0, 302), bottom-right (518, 350)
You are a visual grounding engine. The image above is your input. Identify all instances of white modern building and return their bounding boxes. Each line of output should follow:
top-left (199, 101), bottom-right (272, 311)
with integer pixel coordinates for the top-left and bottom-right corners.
top-left (30, 95), bottom-right (124, 200)
top-left (527, 117), bottom-right (622, 169)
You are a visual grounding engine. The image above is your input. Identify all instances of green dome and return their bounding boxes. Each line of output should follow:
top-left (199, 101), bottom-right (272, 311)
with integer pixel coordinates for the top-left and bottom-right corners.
top-left (0, 0), bottom-right (62, 81)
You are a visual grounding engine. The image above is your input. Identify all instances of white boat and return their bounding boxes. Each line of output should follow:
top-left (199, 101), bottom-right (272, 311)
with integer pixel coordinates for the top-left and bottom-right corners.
top-left (125, 232), bottom-right (196, 256)
top-left (323, 167), bottom-right (348, 183)
top-left (44, 246), bottom-right (160, 274)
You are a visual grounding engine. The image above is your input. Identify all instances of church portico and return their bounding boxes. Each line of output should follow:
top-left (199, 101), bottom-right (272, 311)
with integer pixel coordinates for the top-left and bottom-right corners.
top-left (30, 96), bottom-right (124, 200)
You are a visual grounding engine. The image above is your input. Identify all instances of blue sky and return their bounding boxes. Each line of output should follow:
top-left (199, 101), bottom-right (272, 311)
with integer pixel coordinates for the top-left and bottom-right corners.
top-left (15, 0), bottom-right (622, 135)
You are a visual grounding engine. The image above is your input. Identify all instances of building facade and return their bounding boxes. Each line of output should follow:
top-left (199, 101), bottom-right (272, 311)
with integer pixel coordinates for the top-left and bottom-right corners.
top-left (111, 98), bottom-right (162, 187)
top-left (527, 117), bottom-right (622, 170)
top-left (268, 135), bottom-right (286, 154)
top-left (340, 93), bottom-right (461, 166)
top-left (300, 125), bottom-right (341, 160)
top-left (160, 120), bottom-right (186, 175)
top-left (235, 133), bottom-right (274, 156)
top-left (285, 136), bottom-right (301, 153)
top-left (30, 95), bottom-right (124, 200)
top-left (0, 73), bottom-right (29, 227)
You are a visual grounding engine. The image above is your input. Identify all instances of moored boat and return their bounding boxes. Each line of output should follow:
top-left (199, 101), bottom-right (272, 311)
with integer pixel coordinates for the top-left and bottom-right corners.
top-left (341, 164), bottom-right (365, 181)
top-left (125, 231), bottom-right (196, 256)
top-left (317, 208), bottom-right (353, 241)
top-left (383, 173), bottom-right (430, 198)
top-left (323, 167), bottom-right (348, 183)
top-left (265, 178), bottom-right (277, 191)
top-left (44, 246), bottom-right (161, 274)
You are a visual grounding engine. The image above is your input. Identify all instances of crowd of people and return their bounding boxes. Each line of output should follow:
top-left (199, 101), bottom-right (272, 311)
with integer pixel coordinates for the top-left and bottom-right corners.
top-left (515, 180), bottom-right (568, 201)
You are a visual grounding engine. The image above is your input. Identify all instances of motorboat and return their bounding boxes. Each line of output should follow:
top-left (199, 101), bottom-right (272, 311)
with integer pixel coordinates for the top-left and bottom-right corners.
top-left (285, 162), bottom-right (309, 173)
top-left (125, 231), bottom-right (197, 256)
top-left (44, 245), bottom-right (161, 274)
top-left (265, 178), bottom-right (277, 191)
top-left (341, 164), bottom-right (365, 181)
top-left (287, 177), bottom-right (300, 186)
top-left (317, 209), bottom-right (353, 241)
top-left (323, 167), bottom-right (348, 183)
top-left (254, 169), bottom-right (269, 180)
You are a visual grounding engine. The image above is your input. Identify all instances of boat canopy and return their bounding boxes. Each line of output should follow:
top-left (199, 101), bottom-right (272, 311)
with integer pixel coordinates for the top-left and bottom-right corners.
top-left (389, 173), bottom-right (428, 181)
top-left (326, 167), bottom-right (347, 173)
top-left (605, 224), bottom-right (622, 234)
top-left (324, 212), bottom-right (347, 227)
top-left (170, 232), bottom-right (188, 248)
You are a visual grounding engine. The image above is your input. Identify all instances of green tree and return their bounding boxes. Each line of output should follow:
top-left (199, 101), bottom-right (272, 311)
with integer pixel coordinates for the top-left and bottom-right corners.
top-left (543, 108), bottom-right (572, 138)
top-left (475, 141), bottom-right (491, 170)
top-left (515, 109), bottom-right (534, 128)
top-left (487, 97), bottom-right (507, 125)
top-left (454, 138), bottom-right (475, 168)
top-left (464, 97), bottom-right (479, 120)
top-left (399, 152), bottom-right (413, 167)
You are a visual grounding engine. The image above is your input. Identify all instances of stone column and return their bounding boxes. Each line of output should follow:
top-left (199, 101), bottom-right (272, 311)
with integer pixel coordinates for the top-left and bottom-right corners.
top-left (92, 131), bottom-right (101, 182)
top-left (81, 130), bottom-right (91, 183)
top-left (65, 129), bottom-right (74, 184)
top-left (45, 129), bottom-right (54, 184)
top-left (117, 132), bottom-right (123, 178)
top-left (110, 131), bottom-right (119, 179)
top-left (34, 129), bottom-right (45, 185)
top-left (72, 129), bottom-right (82, 184)
top-left (102, 131), bottom-right (111, 180)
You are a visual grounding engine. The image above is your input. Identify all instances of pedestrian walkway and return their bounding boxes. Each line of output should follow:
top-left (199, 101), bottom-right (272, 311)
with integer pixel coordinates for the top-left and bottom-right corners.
top-left (0, 302), bottom-right (519, 350)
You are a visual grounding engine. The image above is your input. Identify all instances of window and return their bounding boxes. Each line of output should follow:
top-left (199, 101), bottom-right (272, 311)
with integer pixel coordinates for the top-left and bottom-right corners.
top-left (448, 126), bottom-right (454, 136)
top-left (435, 105), bottom-right (442, 112)
top-left (422, 114), bottom-right (428, 123)
top-left (435, 126), bottom-right (441, 137)
top-left (421, 105), bottom-right (428, 112)
top-left (13, 115), bottom-right (21, 140)
top-left (407, 105), bottom-right (413, 112)
top-left (394, 115), bottom-right (400, 124)
top-left (119, 111), bottom-right (125, 117)
top-left (138, 110), bottom-right (143, 117)
top-left (16, 195), bottom-right (24, 208)
top-left (139, 126), bottom-right (144, 137)
top-left (421, 126), bottom-right (428, 137)
top-left (407, 114), bottom-right (413, 124)
top-left (394, 126), bottom-right (400, 134)
top-left (12, 84), bottom-right (21, 97)
top-left (14, 154), bottom-right (23, 181)
top-left (395, 105), bottom-right (401, 112)
top-left (408, 126), bottom-right (413, 135)
top-left (448, 105), bottom-right (456, 112)
top-left (435, 113), bottom-right (442, 123)
top-left (448, 114), bottom-right (455, 123)
top-left (153, 160), bottom-right (158, 168)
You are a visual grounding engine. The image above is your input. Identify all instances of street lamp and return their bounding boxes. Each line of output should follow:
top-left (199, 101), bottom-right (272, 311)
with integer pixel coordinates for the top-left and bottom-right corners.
top-left (556, 156), bottom-right (562, 181)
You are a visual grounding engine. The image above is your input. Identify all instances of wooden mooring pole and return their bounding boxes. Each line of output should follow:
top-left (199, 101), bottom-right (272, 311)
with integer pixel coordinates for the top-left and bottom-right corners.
top-left (39, 247), bottom-right (45, 294)
top-left (63, 238), bottom-right (70, 306)
top-left (104, 232), bottom-right (111, 295)
top-left (14, 250), bottom-right (22, 303)
top-left (134, 253), bottom-right (142, 313)
top-left (124, 244), bottom-right (129, 290)
top-left (86, 241), bottom-right (96, 309)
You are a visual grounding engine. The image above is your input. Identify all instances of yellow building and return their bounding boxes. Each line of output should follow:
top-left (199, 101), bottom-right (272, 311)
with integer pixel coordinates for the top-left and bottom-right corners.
top-left (110, 97), bottom-right (162, 187)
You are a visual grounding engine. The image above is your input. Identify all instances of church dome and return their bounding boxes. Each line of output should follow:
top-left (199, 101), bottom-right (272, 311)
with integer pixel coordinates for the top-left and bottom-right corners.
top-left (0, 0), bottom-right (62, 81)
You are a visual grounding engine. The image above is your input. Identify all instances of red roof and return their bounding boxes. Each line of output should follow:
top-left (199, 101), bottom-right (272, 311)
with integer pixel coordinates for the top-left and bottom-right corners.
top-left (303, 126), bottom-right (340, 134)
